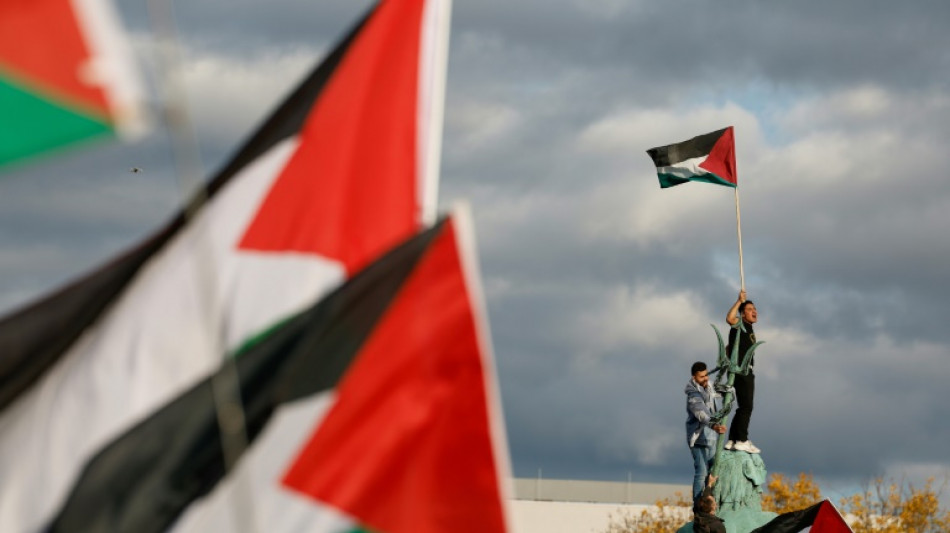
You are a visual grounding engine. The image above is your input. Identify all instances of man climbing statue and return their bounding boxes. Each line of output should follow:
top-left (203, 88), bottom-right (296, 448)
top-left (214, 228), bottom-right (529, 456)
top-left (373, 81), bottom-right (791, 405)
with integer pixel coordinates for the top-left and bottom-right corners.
top-left (685, 361), bottom-right (727, 503)
top-left (692, 475), bottom-right (726, 533)
top-left (724, 289), bottom-right (759, 453)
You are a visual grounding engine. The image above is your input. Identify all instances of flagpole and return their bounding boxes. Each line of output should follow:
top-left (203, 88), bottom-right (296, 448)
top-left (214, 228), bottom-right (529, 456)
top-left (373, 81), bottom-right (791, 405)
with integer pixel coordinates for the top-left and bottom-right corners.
top-left (419, 0), bottom-right (452, 226)
top-left (734, 187), bottom-right (745, 291)
top-left (146, 2), bottom-right (256, 532)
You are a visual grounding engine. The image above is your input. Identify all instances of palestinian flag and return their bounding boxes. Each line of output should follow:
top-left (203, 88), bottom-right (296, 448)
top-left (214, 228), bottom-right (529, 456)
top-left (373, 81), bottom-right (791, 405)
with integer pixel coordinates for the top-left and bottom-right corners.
top-left (0, 0), bottom-right (147, 168)
top-left (751, 500), bottom-right (854, 533)
top-left (0, 0), bottom-right (452, 530)
top-left (44, 213), bottom-right (511, 533)
top-left (646, 127), bottom-right (737, 189)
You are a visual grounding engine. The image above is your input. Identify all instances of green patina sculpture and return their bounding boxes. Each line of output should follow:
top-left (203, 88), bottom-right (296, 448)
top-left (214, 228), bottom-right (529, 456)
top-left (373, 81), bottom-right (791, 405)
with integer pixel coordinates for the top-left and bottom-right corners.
top-left (708, 320), bottom-right (763, 477)
top-left (677, 323), bottom-right (776, 533)
top-left (712, 452), bottom-right (776, 533)
top-left (713, 452), bottom-right (768, 512)
top-left (677, 451), bottom-right (776, 533)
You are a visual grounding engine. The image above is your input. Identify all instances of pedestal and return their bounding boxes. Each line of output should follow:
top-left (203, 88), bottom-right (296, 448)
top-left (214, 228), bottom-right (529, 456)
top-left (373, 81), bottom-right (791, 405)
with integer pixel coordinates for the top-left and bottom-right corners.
top-left (676, 450), bottom-right (777, 533)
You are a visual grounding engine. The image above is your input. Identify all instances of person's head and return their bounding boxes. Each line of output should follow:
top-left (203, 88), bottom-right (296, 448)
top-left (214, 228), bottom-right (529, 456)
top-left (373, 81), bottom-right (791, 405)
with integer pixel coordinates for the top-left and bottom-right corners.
top-left (697, 494), bottom-right (717, 514)
top-left (691, 361), bottom-right (709, 387)
top-left (738, 300), bottom-right (757, 324)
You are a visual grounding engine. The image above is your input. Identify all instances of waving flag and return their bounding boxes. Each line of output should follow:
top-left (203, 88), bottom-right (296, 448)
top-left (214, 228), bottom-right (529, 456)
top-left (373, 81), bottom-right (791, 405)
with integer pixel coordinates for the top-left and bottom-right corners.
top-left (0, 0), bottom-right (452, 530)
top-left (752, 500), bottom-right (854, 533)
top-left (646, 126), bottom-right (737, 189)
top-left (46, 214), bottom-right (511, 533)
top-left (0, 0), bottom-right (147, 168)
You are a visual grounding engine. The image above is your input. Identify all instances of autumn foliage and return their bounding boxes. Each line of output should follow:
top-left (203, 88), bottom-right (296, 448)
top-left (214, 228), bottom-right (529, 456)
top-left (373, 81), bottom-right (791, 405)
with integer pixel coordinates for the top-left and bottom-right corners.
top-left (761, 472), bottom-right (822, 514)
top-left (603, 491), bottom-right (691, 533)
top-left (838, 477), bottom-right (950, 533)
top-left (604, 472), bottom-right (950, 533)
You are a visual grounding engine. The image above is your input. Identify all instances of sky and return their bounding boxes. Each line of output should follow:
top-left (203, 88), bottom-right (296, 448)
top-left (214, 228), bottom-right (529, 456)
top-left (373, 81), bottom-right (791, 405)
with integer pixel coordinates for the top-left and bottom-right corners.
top-left (3, 0), bottom-right (950, 504)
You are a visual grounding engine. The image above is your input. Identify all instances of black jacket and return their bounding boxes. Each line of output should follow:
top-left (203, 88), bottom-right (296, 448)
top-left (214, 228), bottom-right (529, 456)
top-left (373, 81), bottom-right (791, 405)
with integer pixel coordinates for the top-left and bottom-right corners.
top-left (693, 486), bottom-right (726, 533)
top-left (692, 512), bottom-right (726, 533)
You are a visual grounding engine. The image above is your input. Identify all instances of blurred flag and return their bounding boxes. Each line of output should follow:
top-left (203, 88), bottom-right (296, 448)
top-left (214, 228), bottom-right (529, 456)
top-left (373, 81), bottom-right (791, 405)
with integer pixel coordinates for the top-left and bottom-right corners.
top-left (0, 0), bottom-right (147, 168)
top-left (46, 213), bottom-right (511, 533)
top-left (0, 0), bottom-right (452, 530)
top-left (646, 126), bottom-right (737, 188)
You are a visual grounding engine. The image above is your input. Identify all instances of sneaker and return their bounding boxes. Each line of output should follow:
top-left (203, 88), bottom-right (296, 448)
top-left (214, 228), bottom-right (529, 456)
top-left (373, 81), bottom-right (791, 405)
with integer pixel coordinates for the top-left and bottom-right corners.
top-left (733, 440), bottom-right (761, 453)
top-left (724, 440), bottom-right (734, 450)
top-left (732, 441), bottom-right (752, 452)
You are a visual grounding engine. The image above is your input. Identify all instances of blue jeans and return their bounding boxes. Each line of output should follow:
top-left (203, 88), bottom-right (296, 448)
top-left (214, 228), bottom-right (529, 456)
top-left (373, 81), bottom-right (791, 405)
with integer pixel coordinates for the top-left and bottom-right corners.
top-left (690, 445), bottom-right (715, 502)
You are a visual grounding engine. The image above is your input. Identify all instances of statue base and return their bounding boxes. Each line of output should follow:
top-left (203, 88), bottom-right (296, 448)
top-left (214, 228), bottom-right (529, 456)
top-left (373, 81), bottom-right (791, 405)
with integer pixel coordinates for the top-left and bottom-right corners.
top-left (676, 449), bottom-right (777, 533)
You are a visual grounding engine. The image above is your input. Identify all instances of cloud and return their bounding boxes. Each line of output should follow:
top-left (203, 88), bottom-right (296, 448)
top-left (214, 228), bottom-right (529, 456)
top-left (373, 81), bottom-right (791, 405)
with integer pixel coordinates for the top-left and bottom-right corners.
top-left (445, 99), bottom-right (524, 154)
top-left (174, 47), bottom-right (317, 159)
top-left (577, 284), bottom-right (714, 353)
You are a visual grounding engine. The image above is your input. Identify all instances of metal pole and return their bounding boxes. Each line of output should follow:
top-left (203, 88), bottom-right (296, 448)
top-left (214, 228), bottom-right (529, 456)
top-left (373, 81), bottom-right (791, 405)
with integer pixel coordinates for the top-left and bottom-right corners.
top-left (626, 471), bottom-right (632, 503)
top-left (145, 2), bottom-right (255, 531)
top-left (536, 468), bottom-right (543, 500)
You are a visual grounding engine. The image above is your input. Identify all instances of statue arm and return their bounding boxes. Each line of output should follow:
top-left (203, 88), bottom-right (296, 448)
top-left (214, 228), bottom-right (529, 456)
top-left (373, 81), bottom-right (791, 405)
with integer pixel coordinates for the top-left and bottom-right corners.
top-left (738, 342), bottom-right (765, 374)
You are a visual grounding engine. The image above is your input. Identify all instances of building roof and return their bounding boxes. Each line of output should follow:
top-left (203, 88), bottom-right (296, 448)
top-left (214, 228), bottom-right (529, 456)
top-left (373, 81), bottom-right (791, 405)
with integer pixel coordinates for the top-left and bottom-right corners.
top-left (512, 477), bottom-right (690, 505)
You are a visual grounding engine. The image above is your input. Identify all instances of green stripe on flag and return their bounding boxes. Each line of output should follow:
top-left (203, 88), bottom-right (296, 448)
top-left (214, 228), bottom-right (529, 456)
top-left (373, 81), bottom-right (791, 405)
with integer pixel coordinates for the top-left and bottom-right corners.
top-left (0, 77), bottom-right (112, 168)
top-left (658, 172), bottom-right (736, 189)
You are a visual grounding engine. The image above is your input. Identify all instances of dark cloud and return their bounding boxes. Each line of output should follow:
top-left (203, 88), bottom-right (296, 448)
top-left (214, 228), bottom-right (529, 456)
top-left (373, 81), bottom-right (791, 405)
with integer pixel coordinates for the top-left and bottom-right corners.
top-left (118, 0), bottom-right (375, 54)
top-left (453, 0), bottom-right (950, 93)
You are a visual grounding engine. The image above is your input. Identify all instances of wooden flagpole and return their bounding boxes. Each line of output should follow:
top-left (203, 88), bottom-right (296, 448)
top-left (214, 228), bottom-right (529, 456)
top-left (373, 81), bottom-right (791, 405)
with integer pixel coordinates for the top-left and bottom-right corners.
top-left (734, 187), bottom-right (745, 291)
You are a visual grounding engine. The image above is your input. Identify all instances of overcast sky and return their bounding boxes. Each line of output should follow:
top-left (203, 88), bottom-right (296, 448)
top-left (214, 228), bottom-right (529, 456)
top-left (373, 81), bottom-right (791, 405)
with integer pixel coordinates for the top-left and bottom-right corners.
top-left (3, 0), bottom-right (950, 503)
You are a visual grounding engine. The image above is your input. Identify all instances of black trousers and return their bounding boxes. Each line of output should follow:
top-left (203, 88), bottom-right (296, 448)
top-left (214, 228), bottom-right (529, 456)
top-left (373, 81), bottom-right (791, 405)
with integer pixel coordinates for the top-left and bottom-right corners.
top-left (728, 372), bottom-right (755, 442)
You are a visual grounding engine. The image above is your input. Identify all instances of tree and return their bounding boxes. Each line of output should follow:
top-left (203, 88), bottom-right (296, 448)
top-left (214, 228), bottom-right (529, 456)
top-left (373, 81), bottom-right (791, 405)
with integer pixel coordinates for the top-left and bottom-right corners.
top-left (603, 492), bottom-right (691, 533)
top-left (761, 472), bottom-right (822, 514)
top-left (839, 477), bottom-right (950, 533)
top-left (603, 473), bottom-right (950, 532)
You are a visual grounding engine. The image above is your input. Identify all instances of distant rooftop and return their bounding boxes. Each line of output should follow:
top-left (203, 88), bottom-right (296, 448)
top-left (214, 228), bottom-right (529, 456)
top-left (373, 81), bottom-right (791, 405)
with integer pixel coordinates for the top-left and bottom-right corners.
top-left (511, 477), bottom-right (690, 505)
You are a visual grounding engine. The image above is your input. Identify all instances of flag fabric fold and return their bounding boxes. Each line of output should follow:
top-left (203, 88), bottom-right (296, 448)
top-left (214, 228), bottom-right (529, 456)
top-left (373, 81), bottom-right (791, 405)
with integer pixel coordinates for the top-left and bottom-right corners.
top-left (0, 0), bottom-right (452, 530)
top-left (646, 126), bottom-right (737, 189)
top-left (47, 213), bottom-right (510, 533)
top-left (751, 500), bottom-right (854, 533)
top-left (0, 0), bottom-right (147, 168)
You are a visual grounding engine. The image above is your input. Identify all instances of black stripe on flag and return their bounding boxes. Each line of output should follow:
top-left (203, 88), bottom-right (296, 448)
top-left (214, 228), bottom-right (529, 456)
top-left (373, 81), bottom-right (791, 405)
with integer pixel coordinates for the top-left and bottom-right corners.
top-left (45, 220), bottom-right (445, 533)
top-left (646, 127), bottom-right (729, 167)
top-left (0, 2), bottom-right (380, 414)
top-left (0, 226), bottom-right (176, 412)
top-left (750, 501), bottom-right (823, 533)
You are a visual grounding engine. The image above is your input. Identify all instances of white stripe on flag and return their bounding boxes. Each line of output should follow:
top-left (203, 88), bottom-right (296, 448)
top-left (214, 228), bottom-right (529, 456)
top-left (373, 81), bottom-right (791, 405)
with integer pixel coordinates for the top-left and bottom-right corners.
top-left (656, 155), bottom-right (711, 180)
top-left (170, 392), bottom-right (359, 533)
top-left (70, 0), bottom-right (148, 137)
top-left (0, 139), bottom-right (345, 533)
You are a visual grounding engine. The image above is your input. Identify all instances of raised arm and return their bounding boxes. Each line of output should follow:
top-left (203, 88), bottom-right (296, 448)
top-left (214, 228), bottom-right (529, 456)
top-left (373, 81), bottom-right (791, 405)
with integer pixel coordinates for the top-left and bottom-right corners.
top-left (726, 290), bottom-right (746, 325)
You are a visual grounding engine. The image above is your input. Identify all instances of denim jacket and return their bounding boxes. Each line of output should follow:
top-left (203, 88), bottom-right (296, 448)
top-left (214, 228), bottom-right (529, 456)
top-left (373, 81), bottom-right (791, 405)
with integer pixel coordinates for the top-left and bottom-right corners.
top-left (685, 378), bottom-right (720, 448)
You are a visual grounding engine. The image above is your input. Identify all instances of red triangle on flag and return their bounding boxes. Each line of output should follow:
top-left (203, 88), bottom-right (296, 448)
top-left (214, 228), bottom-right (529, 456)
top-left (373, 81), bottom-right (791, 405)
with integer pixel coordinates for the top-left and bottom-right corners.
top-left (0, 0), bottom-right (111, 118)
top-left (698, 126), bottom-right (737, 186)
top-left (281, 217), bottom-right (508, 533)
top-left (812, 501), bottom-right (853, 532)
top-left (238, 0), bottom-right (427, 276)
